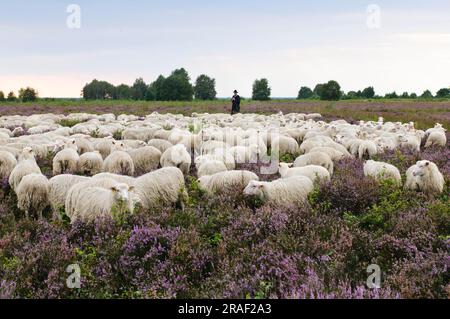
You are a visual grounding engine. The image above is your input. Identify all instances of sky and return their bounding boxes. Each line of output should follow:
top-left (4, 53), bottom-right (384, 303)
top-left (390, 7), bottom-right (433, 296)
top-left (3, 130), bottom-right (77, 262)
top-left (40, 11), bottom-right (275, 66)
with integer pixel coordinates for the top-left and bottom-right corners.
top-left (0, 0), bottom-right (449, 98)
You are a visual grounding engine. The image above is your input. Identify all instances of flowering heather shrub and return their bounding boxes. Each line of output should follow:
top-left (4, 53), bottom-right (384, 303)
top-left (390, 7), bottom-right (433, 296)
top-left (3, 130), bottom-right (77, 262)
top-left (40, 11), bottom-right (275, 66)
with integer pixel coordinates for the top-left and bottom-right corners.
top-left (0, 136), bottom-right (448, 299)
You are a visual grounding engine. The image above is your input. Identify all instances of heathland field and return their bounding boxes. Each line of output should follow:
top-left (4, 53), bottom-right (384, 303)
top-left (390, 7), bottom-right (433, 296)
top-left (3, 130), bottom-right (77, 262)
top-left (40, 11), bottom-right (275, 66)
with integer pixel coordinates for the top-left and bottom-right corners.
top-left (1, 99), bottom-right (449, 129)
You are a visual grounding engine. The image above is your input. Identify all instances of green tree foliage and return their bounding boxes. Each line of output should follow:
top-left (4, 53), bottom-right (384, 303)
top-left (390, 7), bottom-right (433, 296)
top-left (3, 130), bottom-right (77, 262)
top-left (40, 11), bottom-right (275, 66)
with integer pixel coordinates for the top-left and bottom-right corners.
top-left (297, 86), bottom-right (314, 99)
top-left (149, 75), bottom-right (166, 101)
top-left (420, 90), bottom-right (434, 99)
top-left (401, 92), bottom-right (410, 99)
top-left (158, 68), bottom-right (194, 101)
top-left (313, 84), bottom-right (324, 98)
top-left (317, 80), bottom-right (342, 101)
top-left (7, 92), bottom-right (17, 102)
top-left (82, 80), bottom-right (115, 100)
top-left (385, 92), bottom-right (398, 99)
top-left (18, 87), bottom-right (38, 102)
top-left (0, 91), bottom-right (5, 102)
top-left (114, 84), bottom-right (132, 100)
top-left (410, 93), bottom-right (418, 99)
top-left (361, 86), bottom-right (375, 99)
top-left (194, 74), bottom-right (217, 100)
top-left (131, 78), bottom-right (148, 101)
top-left (436, 88), bottom-right (450, 98)
top-left (252, 78), bottom-right (271, 101)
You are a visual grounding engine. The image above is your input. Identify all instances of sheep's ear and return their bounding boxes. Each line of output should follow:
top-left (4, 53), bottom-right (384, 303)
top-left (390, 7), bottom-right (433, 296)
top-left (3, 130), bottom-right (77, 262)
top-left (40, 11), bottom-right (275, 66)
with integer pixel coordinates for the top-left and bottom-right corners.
top-left (288, 163), bottom-right (293, 167)
top-left (72, 140), bottom-right (76, 144)
top-left (110, 186), bottom-right (118, 192)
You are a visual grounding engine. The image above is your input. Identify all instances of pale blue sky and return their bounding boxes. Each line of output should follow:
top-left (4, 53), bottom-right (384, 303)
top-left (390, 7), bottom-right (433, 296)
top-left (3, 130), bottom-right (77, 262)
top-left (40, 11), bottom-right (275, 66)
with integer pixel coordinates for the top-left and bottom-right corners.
top-left (1, 0), bottom-right (449, 97)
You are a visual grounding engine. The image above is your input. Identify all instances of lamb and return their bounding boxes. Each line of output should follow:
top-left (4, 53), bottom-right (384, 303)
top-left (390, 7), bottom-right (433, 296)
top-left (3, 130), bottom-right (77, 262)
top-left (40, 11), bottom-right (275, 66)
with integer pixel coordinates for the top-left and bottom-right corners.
top-left (66, 183), bottom-right (135, 223)
top-left (78, 151), bottom-right (104, 175)
top-left (48, 174), bottom-right (90, 215)
top-left (404, 160), bottom-right (445, 194)
top-left (363, 160), bottom-right (402, 183)
top-left (160, 144), bottom-right (192, 175)
top-left (358, 140), bottom-right (378, 159)
top-left (243, 175), bottom-right (314, 206)
top-left (103, 150), bottom-right (135, 176)
top-left (294, 151), bottom-right (334, 175)
top-left (0, 151), bottom-right (17, 180)
top-left (8, 147), bottom-right (42, 191)
top-left (127, 146), bottom-right (161, 175)
top-left (134, 167), bottom-right (188, 210)
top-left (147, 139), bottom-right (173, 153)
top-left (53, 140), bottom-right (80, 175)
top-left (197, 160), bottom-right (228, 178)
top-left (278, 163), bottom-right (331, 183)
top-left (198, 170), bottom-right (259, 195)
top-left (16, 173), bottom-right (50, 219)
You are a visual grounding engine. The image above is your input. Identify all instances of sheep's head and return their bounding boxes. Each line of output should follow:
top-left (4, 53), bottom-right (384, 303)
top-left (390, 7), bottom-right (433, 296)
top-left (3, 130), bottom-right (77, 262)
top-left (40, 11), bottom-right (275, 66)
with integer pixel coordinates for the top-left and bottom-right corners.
top-left (111, 140), bottom-right (125, 151)
top-left (111, 183), bottom-right (133, 203)
top-left (243, 180), bottom-right (265, 198)
top-left (65, 139), bottom-right (78, 151)
top-left (20, 147), bottom-right (35, 160)
top-left (278, 162), bottom-right (293, 176)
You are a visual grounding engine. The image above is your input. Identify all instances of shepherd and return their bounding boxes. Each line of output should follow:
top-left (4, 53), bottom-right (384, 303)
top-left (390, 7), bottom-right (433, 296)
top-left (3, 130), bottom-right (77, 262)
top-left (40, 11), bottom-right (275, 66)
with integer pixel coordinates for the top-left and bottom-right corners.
top-left (231, 90), bottom-right (241, 115)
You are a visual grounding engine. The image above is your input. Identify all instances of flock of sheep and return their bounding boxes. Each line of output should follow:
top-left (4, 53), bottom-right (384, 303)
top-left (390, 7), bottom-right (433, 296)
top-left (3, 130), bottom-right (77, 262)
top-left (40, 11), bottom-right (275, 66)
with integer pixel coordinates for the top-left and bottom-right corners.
top-left (0, 111), bottom-right (447, 223)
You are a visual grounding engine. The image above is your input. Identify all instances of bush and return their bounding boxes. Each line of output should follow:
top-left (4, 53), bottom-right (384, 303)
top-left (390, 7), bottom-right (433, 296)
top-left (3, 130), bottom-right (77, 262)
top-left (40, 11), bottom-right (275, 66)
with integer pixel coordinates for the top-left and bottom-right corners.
top-left (252, 79), bottom-right (271, 101)
top-left (194, 75), bottom-right (216, 100)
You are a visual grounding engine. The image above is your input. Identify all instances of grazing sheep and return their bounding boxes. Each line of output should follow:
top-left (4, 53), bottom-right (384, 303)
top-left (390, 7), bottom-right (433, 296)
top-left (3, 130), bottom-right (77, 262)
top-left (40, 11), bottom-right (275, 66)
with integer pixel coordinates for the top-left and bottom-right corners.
top-left (78, 151), bottom-right (104, 175)
top-left (271, 135), bottom-right (300, 156)
top-left (134, 167), bottom-right (188, 210)
top-left (243, 175), bottom-right (314, 206)
top-left (308, 146), bottom-right (348, 161)
top-left (103, 151), bottom-right (135, 176)
top-left (94, 139), bottom-right (113, 159)
top-left (363, 160), bottom-right (402, 183)
top-left (397, 135), bottom-right (421, 152)
top-left (67, 183), bottom-right (135, 223)
top-left (92, 172), bottom-right (136, 186)
top-left (278, 163), bottom-right (330, 183)
top-left (48, 174), bottom-right (90, 215)
top-left (53, 140), bottom-right (80, 175)
top-left (358, 140), bottom-right (378, 159)
top-left (198, 170), bottom-right (259, 195)
top-left (405, 160), bottom-right (445, 194)
top-left (197, 160), bottom-right (228, 178)
top-left (127, 146), bottom-right (161, 175)
top-left (9, 147), bottom-right (41, 191)
top-left (147, 139), bottom-right (173, 153)
top-left (0, 151), bottom-right (18, 180)
top-left (425, 127), bottom-right (447, 148)
top-left (75, 138), bottom-right (94, 154)
top-left (160, 144), bottom-right (192, 175)
top-left (122, 127), bottom-right (156, 142)
top-left (16, 173), bottom-right (50, 219)
top-left (294, 151), bottom-right (334, 175)
top-left (229, 144), bottom-right (259, 164)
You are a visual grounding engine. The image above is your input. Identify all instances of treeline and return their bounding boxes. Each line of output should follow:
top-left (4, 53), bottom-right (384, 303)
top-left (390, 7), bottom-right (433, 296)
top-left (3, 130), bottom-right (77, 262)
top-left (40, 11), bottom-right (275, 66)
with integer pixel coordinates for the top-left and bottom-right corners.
top-left (0, 88), bottom-right (38, 102)
top-left (82, 68), bottom-right (216, 101)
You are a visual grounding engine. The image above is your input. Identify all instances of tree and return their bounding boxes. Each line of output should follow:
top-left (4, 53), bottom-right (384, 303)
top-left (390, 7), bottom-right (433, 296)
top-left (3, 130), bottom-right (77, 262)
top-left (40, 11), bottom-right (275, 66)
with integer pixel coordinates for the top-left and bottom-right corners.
top-left (297, 86), bottom-right (314, 99)
top-left (361, 87), bottom-right (375, 99)
top-left (436, 88), bottom-right (450, 98)
top-left (18, 87), bottom-right (38, 102)
top-left (344, 91), bottom-right (359, 99)
top-left (158, 68), bottom-right (194, 101)
top-left (114, 84), bottom-right (132, 100)
top-left (131, 78), bottom-right (148, 100)
top-left (410, 93), bottom-right (418, 99)
top-left (401, 92), bottom-right (410, 99)
top-left (194, 74), bottom-right (216, 100)
top-left (385, 92), bottom-right (398, 99)
top-left (313, 84), bottom-right (324, 98)
top-left (149, 75), bottom-right (166, 101)
top-left (318, 80), bottom-right (342, 101)
top-left (82, 79), bottom-right (115, 100)
top-left (7, 91), bottom-right (17, 102)
top-left (252, 78), bottom-right (271, 101)
top-left (420, 90), bottom-right (433, 99)
top-left (0, 91), bottom-right (5, 102)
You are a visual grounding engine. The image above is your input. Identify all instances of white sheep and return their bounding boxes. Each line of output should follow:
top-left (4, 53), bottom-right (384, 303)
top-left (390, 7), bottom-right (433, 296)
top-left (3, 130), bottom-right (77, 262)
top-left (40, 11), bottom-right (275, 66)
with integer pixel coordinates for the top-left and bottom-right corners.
top-left (363, 160), bottom-right (402, 183)
top-left (308, 146), bottom-right (348, 161)
top-left (16, 173), bottom-right (50, 219)
top-left (127, 146), bottom-right (161, 175)
top-left (160, 144), bottom-right (192, 175)
top-left (147, 139), bottom-right (173, 153)
top-left (103, 150), bottom-right (135, 176)
top-left (8, 147), bottom-right (42, 191)
top-left (53, 140), bottom-right (80, 175)
top-left (67, 183), bottom-right (135, 223)
top-left (243, 175), bottom-right (314, 206)
top-left (294, 151), bottom-right (334, 175)
top-left (94, 139), bottom-right (113, 159)
top-left (271, 135), bottom-right (300, 156)
top-left (48, 174), bottom-right (90, 215)
top-left (78, 151), bottom-right (103, 175)
top-left (358, 140), bottom-right (378, 159)
top-left (134, 167), bottom-right (188, 210)
top-left (75, 138), bottom-right (94, 154)
top-left (197, 160), bottom-right (228, 178)
top-left (425, 130), bottom-right (447, 148)
top-left (278, 163), bottom-right (330, 183)
top-left (92, 172), bottom-right (136, 186)
top-left (0, 151), bottom-right (17, 180)
top-left (198, 170), bottom-right (259, 195)
top-left (404, 160), bottom-right (445, 194)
